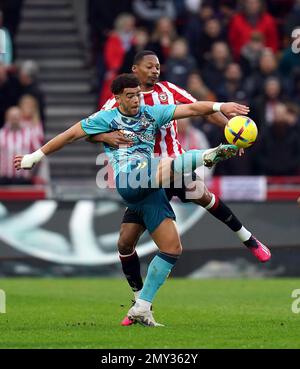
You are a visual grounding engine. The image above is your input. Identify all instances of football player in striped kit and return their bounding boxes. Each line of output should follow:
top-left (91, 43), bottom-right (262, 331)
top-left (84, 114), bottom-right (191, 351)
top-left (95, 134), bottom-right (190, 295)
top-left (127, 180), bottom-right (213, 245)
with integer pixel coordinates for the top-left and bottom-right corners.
top-left (90, 51), bottom-right (272, 325)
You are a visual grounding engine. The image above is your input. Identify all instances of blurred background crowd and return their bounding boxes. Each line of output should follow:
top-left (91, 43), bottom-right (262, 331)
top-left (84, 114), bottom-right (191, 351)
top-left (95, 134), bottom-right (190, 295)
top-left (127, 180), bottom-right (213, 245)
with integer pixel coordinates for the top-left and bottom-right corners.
top-left (0, 0), bottom-right (300, 186)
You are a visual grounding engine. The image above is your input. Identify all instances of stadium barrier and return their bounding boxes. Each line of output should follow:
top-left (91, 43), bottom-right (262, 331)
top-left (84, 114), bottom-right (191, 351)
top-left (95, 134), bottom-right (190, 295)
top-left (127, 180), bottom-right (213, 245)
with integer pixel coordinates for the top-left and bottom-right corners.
top-left (0, 192), bottom-right (299, 277)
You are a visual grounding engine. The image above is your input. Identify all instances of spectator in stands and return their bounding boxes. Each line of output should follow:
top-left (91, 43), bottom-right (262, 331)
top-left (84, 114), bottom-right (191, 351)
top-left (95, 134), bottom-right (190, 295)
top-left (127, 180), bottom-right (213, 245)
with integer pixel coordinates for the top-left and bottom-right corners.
top-left (283, 0), bottom-right (300, 37)
top-left (0, 9), bottom-right (13, 65)
top-left (87, 0), bottom-right (133, 88)
top-left (87, 0), bottom-right (132, 51)
top-left (253, 103), bottom-right (300, 175)
top-left (185, 71), bottom-right (220, 147)
top-left (266, 0), bottom-right (294, 22)
top-left (250, 76), bottom-right (285, 128)
top-left (0, 62), bottom-right (18, 128)
top-left (19, 95), bottom-right (47, 184)
top-left (194, 17), bottom-right (226, 67)
top-left (244, 48), bottom-right (282, 97)
top-left (177, 117), bottom-right (210, 151)
top-left (165, 38), bottom-right (197, 89)
top-left (0, 106), bottom-right (41, 184)
top-left (240, 31), bottom-right (267, 75)
top-left (289, 68), bottom-right (300, 105)
top-left (119, 28), bottom-right (150, 74)
top-left (279, 31), bottom-right (300, 82)
top-left (228, 0), bottom-right (279, 60)
top-left (0, 0), bottom-right (23, 42)
top-left (185, 2), bottom-right (215, 61)
top-left (201, 41), bottom-right (232, 91)
top-left (186, 71), bottom-right (216, 101)
top-left (98, 13), bottom-right (136, 106)
top-left (19, 95), bottom-right (44, 140)
top-left (215, 62), bottom-right (247, 103)
top-left (148, 16), bottom-right (177, 75)
top-left (177, 117), bottom-right (212, 180)
top-left (132, 0), bottom-right (176, 30)
top-left (15, 60), bottom-right (45, 127)
top-left (218, 0), bottom-right (237, 27)
top-left (181, 0), bottom-right (203, 15)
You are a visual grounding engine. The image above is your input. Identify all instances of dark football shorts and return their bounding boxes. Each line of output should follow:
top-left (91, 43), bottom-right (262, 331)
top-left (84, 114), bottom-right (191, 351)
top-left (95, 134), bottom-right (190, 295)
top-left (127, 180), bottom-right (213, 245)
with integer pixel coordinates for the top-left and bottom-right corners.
top-left (121, 170), bottom-right (198, 228)
top-left (116, 158), bottom-right (176, 233)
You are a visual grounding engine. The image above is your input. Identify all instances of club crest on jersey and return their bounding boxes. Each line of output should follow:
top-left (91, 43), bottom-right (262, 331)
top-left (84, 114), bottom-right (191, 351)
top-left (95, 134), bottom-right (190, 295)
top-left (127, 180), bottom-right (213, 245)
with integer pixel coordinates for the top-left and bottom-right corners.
top-left (158, 92), bottom-right (168, 103)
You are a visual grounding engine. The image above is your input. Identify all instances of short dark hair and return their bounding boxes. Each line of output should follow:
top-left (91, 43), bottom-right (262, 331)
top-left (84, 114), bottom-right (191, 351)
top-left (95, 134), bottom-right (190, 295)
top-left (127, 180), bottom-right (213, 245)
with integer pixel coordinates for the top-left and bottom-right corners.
top-left (133, 50), bottom-right (158, 65)
top-left (111, 73), bottom-right (140, 95)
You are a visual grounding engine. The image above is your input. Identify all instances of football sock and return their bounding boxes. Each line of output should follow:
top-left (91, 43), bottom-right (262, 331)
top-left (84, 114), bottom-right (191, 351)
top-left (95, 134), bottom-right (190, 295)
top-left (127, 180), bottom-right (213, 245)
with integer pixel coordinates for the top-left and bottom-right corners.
top-left (172, 150), bottom-right (207, 174)
top-left (138, 251), bottom-right (179, 307)
top-left (133, 290), bottom-right (141, 301)
top-left (205, 194), bottom-right (253, 243)
top-left (119, 250), bottom-right (143, 294)
top-left (236, 226), bottom-right (252, 243)
top-left (243, 235), bottom-right (259, 248)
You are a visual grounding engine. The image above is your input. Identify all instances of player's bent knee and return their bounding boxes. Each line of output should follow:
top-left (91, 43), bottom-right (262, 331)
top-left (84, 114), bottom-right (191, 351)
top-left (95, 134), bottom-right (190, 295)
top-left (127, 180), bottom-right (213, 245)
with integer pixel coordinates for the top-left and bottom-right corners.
top-left (160, 242), bottom-right (182, 256)
top-left (174, 243), bottom-right (183, 256)
top-left (117, 237), bottom-right (135, 255)
top-left (193, 188), bottom-right (213, 207)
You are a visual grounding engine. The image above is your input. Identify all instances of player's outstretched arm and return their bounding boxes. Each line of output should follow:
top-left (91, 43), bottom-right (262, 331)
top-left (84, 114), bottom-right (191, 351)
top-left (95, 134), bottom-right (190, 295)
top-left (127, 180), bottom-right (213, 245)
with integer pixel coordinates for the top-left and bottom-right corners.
top-left (173, 101), bottom-right (250, 120)
top-left (14, 122), bottom-right (86, 170)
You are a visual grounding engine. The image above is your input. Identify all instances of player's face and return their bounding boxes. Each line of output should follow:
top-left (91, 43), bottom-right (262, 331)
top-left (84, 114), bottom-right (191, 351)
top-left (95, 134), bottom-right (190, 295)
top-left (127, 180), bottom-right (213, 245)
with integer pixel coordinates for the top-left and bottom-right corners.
top-left (117, 86), bottom-right (141, 116)
top-left (132, 55), bottom-right (160, 88)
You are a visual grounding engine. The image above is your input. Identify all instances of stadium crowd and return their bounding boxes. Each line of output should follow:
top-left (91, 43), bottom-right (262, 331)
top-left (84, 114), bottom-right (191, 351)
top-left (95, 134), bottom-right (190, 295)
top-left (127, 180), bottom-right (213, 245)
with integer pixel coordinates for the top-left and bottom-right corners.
top-left (0, 0), bottom-right (45, 184)
top-left (0, 0), bottom-right (299, 184)
top-left (88, 0), bottom-right (300, 176)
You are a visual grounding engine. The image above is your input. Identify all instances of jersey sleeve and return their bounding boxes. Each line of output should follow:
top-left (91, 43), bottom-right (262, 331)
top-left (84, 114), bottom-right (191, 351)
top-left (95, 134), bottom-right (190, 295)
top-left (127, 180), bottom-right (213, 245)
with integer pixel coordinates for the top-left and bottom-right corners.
top-left (151, 104), bottom-right (177, 128)
top-left (101, 96), bottom-right (118, 111)
top-left (165, 81), bottom-right (196, 104)
top-left (81, 111), bottom-right (111, 135)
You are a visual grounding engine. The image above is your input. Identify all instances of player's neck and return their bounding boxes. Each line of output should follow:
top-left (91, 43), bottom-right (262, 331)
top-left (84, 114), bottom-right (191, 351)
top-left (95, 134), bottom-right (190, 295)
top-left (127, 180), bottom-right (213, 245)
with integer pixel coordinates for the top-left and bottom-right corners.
top-left (140, 84), bottom-right (155, 93)
top-left (118, 106), bottom-right (138, 117)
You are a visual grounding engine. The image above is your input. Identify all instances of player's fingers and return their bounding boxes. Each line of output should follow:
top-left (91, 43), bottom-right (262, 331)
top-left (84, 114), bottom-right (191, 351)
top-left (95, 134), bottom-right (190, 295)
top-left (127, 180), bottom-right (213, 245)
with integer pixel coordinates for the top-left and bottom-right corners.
top-left (238, 148), bottom-right (245, 156)
top-left (117, 138), bottom-right (134, 147)
top-left (14, 163), bottom-right (21, 170)
top-left (14, 159), bottom-right (22, 166)
top-left (236, 104), bottom-right (250, 114)
top-left (117, 137), bottom-right (133, 144)
top-left (117, 133), bottom-right (133, 143)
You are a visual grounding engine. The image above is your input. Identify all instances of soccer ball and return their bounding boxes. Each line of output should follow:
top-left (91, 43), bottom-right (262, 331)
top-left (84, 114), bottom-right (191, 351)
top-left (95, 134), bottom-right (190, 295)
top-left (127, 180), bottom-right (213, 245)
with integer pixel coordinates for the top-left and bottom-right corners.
top-left (224, 116), bottom-right (258, 148)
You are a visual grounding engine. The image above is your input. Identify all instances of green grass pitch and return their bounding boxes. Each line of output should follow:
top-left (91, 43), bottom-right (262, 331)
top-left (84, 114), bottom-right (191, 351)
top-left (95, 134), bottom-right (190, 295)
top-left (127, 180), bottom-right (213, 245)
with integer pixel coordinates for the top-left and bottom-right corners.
top-left (0, 278), bottom-right (299, 349)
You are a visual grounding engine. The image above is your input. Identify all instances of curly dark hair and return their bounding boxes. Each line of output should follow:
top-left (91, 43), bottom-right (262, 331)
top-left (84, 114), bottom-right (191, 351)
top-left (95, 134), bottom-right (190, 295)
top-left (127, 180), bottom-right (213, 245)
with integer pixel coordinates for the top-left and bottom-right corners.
top-left (111, 73), bottom-right (140, 95)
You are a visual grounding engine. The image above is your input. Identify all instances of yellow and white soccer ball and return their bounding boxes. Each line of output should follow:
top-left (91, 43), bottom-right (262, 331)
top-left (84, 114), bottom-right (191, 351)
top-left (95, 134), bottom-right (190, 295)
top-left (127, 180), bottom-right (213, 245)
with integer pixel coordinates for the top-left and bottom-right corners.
top-left (224, 116), bottom-right (258, 148)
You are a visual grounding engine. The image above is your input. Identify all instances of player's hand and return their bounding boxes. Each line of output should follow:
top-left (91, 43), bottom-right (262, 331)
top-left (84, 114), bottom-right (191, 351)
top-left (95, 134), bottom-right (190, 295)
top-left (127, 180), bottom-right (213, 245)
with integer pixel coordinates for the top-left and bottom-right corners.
top-left (238, 148), bottom-right (244, 156)
top-left (87, 132), bottom-right (133, 148)
top-left (221, 103), bottom-right (250, 117)
top-left (14, 155), bottom-right (35, 170)
top-left (14, 155), bottom-right (23, 170)
top-left (297, 196), bottom-right (300, 207)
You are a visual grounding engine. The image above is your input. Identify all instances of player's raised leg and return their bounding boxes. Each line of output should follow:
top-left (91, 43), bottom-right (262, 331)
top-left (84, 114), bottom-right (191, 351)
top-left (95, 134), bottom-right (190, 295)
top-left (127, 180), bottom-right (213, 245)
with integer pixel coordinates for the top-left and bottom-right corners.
top-left (155, 144), bottom-right (238, 187)
top-left (201, 192), bottom-right (271, 262)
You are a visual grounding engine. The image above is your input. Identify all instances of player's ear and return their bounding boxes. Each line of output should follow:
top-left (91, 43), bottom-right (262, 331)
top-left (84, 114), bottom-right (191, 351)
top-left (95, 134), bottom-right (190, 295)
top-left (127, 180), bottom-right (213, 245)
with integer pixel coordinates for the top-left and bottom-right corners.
top-left (132, 65), bottom-right (137, 73)
top-left (115, 95), bottom-right (120, 103)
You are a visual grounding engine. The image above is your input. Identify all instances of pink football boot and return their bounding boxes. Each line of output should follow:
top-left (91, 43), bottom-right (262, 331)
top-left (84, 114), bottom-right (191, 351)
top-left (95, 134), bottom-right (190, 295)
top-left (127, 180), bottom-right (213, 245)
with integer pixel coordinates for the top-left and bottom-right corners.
top-left (248, 237), bottom-right (271, 262)
top-left (121, 316), bottom-right (135, 326)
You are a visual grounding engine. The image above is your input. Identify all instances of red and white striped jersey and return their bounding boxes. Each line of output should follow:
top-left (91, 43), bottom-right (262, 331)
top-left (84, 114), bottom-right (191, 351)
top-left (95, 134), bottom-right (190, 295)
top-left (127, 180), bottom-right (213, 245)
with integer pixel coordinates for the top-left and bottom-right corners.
top-left (101, 81), bottom-right (196, 157)
top-left (0, 124), bottom-right (44, 179)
